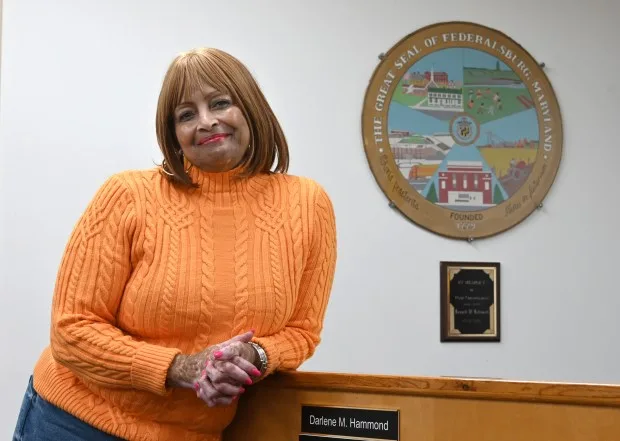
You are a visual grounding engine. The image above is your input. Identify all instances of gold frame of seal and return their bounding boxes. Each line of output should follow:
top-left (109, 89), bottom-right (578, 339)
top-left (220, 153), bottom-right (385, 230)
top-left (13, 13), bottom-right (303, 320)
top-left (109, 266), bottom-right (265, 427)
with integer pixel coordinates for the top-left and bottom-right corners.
top-left (361, 21), bottom-right (563, 240)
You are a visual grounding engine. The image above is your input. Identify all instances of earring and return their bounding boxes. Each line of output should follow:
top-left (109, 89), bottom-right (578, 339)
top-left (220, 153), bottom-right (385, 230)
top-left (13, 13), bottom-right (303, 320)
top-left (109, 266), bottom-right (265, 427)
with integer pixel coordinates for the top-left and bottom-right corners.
top-left (160, 159), bottom-right (175, 176)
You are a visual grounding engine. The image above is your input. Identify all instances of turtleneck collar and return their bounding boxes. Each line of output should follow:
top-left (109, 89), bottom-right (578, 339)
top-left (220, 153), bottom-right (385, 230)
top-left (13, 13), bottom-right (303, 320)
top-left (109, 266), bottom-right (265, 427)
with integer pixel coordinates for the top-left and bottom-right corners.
top-left (185, 163), bottom-right (272, 206)
top-left (188, 164), bottom-right (242, 190)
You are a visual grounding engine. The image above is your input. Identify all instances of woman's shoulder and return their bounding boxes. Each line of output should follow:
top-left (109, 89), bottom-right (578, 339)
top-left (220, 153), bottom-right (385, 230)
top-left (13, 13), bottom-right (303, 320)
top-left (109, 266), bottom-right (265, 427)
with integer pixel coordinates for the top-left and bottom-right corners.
top-left (259, 173), bottom-right (335, 218)
top-left (84, 168), bottom-right (168, 209)
top-left (261, 172), bottom-right (330, 197)
top-left (109, 167), bottom-right (163, 188)
top-left (90, 167), bottom-right (169, 197)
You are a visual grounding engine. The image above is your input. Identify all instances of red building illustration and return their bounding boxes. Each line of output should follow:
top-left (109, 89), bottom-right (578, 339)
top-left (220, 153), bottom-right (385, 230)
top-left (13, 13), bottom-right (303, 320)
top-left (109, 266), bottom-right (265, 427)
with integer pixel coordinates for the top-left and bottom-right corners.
top-left (438, 161), bottom-right (492, 206)
top-left (425, 70), bottom-right (448, 84)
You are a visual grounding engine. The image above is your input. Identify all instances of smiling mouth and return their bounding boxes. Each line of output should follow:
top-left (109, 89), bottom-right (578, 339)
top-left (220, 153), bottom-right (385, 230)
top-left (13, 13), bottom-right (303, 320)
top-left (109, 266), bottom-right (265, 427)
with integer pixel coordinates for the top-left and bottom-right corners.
top-left (197, 133), bottom-right (230, 146)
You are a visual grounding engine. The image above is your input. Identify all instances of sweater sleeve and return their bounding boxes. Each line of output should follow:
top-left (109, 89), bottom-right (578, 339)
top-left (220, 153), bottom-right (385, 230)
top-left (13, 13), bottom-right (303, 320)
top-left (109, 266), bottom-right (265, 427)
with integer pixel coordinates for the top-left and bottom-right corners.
top-left (253, 181), bottom-right (337, 375)
top-left (49, 174), bottom-right (181, 396)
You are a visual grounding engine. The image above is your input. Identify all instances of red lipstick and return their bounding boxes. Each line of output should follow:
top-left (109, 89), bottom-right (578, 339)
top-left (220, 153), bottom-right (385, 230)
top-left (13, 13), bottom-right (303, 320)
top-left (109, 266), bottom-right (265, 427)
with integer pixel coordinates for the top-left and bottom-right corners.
top-left (198, 133), bottom-right (229, 145)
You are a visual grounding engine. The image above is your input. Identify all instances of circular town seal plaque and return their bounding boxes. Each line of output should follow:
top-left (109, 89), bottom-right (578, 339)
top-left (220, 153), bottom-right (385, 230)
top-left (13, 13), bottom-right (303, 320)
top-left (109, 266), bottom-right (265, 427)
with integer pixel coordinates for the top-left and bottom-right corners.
top-left (362, 22), bottom-right (562, 239)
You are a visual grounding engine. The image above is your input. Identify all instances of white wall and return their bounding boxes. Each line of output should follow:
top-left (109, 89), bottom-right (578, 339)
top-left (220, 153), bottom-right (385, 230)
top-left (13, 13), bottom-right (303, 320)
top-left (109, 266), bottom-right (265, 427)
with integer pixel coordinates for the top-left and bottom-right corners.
top-left (1, 0), bottom-right (619, 436)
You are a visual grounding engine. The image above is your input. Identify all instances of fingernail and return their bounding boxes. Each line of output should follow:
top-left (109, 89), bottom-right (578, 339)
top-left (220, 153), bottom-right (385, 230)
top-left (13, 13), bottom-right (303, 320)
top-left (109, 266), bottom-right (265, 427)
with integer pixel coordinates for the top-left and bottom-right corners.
top-left (250, 329), bottom-right (256, 333)
top-left (240, 388), bottom-right (246, 394)
top-left (233, 395), bottom-right (239, 401)
top-left (193, 382), bottom-right (200, 391)
top-left (214, 351), bottom-right (223, 359)
top-left (245, 378), bottom-right (253, 385)
top-left (251, 369), bottom-right (261, 376)
top-left (201, 369), bottom-right (206, 377)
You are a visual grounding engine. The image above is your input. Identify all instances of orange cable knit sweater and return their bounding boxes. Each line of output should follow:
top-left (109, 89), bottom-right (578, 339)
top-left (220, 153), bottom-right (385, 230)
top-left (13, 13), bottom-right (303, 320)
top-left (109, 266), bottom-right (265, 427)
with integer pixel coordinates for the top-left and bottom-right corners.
top-left (32, 166), bottom-right (337, 441)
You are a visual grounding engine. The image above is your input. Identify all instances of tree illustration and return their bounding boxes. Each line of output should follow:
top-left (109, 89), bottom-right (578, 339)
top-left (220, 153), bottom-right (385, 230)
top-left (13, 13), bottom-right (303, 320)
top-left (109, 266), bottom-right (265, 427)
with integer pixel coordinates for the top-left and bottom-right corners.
top-left (427, 182), bottom-right (438, 203)
top-left (493, 184), bottom-right (504, 204)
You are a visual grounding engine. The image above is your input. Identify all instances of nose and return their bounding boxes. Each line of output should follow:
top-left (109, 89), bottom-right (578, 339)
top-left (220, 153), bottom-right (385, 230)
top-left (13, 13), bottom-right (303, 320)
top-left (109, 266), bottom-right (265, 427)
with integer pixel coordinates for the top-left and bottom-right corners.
top-left (197, 108), bottom-right (218, 130)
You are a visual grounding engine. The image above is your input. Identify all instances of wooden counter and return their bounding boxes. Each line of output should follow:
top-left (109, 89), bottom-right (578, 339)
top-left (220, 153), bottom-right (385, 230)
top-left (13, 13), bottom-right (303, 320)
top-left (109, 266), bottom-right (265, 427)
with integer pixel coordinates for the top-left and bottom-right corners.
top-left (223, 371), bottom-right (620, 441)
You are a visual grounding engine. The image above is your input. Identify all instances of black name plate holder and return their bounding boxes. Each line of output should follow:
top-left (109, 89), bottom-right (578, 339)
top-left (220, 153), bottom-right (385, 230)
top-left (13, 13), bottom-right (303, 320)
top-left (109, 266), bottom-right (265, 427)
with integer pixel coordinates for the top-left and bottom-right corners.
top-left (300, 436), bottom-right (374, 441)
top-left (301, 405), bottom-right (399, 440)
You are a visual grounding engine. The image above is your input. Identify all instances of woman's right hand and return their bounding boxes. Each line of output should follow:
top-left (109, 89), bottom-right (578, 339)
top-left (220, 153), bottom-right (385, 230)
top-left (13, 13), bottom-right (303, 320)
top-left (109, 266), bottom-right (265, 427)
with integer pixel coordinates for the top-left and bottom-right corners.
top-left (166, 330), bottom-right (255, 406)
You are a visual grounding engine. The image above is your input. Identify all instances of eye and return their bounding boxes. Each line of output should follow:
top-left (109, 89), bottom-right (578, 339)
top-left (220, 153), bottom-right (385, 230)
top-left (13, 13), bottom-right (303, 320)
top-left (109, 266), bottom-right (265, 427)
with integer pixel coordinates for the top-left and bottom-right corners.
top-left (177, 110), bottom-right (194, 122)
top-left (212, 98), bottom-right (231, 109)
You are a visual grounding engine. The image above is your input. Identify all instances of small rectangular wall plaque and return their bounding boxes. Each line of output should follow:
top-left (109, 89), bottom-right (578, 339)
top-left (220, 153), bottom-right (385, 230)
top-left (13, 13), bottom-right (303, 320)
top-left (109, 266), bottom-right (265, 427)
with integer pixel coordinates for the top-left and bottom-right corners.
top-left (301, 405), bottom-right (399, 440)
top-left (440, 261), bottom-right (500, 342)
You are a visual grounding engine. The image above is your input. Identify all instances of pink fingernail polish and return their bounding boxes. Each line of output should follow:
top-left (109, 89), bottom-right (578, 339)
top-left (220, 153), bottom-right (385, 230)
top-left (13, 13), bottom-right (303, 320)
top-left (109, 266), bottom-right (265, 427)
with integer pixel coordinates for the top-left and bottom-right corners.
top-left (193, 382), bottom-right (200, 391)
top-left (245, 378), bottom-right (253, 385)
top-left (214, 351), bottom-right (223, 359)
top-left (252, 369), bottom-right (261, 376)
top-left (201, 369), bottom-right (206, 376)
top-left (240, 388), bottom-right (246, 394)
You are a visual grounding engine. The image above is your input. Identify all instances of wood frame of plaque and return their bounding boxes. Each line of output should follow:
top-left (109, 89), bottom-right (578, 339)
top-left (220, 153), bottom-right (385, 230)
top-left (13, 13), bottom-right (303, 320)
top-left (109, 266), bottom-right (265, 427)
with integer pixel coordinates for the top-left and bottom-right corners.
top-left (440, 261), bottom-right (500, 342)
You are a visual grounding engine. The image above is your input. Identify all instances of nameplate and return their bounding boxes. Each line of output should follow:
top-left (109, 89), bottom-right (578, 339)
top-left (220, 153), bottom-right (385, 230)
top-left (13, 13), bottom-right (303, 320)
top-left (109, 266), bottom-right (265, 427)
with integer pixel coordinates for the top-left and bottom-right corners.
top-left (301, 405), bottom-right (399, 440)
top-left (300, 436), bottom-right (374, 441)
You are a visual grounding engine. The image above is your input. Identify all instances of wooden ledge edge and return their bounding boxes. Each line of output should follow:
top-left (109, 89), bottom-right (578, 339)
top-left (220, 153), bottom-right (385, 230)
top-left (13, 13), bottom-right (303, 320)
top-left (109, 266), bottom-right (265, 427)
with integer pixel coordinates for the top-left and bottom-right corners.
top-left (257, 371), bottom-right (620, 407)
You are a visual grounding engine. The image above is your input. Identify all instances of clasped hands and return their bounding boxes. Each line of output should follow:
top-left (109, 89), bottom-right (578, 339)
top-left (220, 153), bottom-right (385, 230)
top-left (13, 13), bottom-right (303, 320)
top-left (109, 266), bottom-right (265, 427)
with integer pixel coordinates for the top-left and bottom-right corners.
top-left (167, 330), bottom-right (261, 408)
top-left (196, 330), bottom-right (262, 407)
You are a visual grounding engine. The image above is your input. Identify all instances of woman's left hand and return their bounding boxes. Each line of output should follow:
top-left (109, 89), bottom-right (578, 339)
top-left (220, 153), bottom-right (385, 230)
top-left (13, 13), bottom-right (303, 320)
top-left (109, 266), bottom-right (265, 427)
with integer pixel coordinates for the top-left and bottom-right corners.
top-left (195, 341), bottom-right (261, 405)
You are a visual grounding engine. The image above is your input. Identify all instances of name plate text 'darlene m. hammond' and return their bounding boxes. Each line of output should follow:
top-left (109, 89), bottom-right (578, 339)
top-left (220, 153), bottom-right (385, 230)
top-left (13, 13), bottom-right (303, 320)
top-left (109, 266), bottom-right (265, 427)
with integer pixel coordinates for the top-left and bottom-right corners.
top-left (301, 405), bottom-right (399, 440)
top-left (300, 436), bottom-right (376, 441)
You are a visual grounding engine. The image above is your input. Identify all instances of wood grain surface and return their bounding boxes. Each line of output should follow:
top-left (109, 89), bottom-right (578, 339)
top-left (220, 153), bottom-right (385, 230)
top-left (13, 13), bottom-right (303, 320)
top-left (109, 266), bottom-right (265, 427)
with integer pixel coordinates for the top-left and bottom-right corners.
top-left (223, 371), bottom-right (620, 441)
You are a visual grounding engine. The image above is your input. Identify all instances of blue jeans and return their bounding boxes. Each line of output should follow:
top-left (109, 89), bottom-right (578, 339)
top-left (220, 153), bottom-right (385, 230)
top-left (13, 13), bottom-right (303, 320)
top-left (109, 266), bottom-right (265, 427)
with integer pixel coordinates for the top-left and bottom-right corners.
top-left (13, 376), bottom-right (124, 441)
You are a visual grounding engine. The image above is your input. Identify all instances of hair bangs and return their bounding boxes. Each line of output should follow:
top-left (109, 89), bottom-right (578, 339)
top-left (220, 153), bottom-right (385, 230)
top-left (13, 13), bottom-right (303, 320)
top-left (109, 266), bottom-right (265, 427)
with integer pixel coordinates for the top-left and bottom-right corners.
top-left (174, 53), bottom-right (236, 109)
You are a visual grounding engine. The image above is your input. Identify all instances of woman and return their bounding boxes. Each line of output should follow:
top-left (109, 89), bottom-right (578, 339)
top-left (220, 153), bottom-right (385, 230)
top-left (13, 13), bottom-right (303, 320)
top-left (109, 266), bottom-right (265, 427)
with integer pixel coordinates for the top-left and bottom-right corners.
top-left (12, 48), bottom-right (337, 441)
